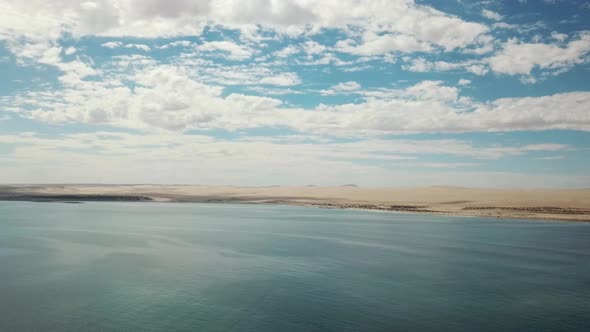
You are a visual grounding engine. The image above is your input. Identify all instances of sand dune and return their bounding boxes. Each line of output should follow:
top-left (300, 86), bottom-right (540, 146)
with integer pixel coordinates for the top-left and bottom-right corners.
top-left (1, 185), bottom-right (589, 222)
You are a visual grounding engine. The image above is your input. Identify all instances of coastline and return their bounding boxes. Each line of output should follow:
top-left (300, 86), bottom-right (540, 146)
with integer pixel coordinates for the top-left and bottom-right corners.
top-left (1, 184), bottom-right (589, 222)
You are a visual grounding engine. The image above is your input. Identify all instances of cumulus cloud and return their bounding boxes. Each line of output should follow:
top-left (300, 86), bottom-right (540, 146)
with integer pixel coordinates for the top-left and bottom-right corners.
top-left (274, 46), bottom-right (299, 58)
top-left (481, 9), bottom-right (503, 21)
top-left (320, 81), bottom-right (362, 95)
top-left (4, 40), bottom-right (99, 87)
top-left (4, 62), bottom-right (590, 134)
top-left (302, 41), bottom-right (326, 55)
top-left (488, 33), bottom-right (590, 75)
top-left (259, 72), bottom-right (301, 86)
top-left (12, 65), bottom-right (287, 131)
top-left (125, 43), bottom-right (151, 51)
top-left (492, 22), bottom-right (519, 30)
top-left (403, 58), bottom-right (489, 76)
top-left (197, 41), bottom-right (254, 60)
top-left (1, 1), bottom-right (588, 134)
top-left (64, 46), bottom-right (77, 55)
top-left (101, 41), bottom-right (123, 48)
top-left (170, 54), bottom-right (303, 86)
top-left (314, 88), bottom-right (590, 134)
top-left (158, 40), bottom-right (193, 49)
top-left (1, 0), bottom-right (490, 53)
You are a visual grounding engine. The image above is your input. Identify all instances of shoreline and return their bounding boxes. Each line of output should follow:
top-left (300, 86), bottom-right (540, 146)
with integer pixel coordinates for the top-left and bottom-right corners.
top-left (1, 185), bottom-right (589, 222)
top-left (261, 200), bottom-right (590, 222)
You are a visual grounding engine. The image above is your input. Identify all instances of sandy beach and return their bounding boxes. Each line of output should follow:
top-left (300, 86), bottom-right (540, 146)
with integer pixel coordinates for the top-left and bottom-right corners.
top-left (1, 184), bottom-right (589, 222)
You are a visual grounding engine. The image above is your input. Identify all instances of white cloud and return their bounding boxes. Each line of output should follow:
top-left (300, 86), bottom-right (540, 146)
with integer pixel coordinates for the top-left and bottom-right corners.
top-left (158, 40), bottom-right (193, 49)
top-left (488, 33), bottom-right (590, 75)
top-left (171, 54), bottom-right (303, 86)
top-left (481, 9), bottom-right (503, 21)
top-left (334, 81), bottom-right (361, 91)
top-left (197, 41), bottom-right (254, 60)
top-left (296, 53), bottom-right (351, 66)
top-left (463, 43), bottom-right (495, 55)
top-left (5, 69), bottom-right (590, 135)
top-left (360, 80), bottom-right (461, 103)
top-left (492, 22), bottom-right (519, 30)
top-left (340, 65), bottom-right (372, 72)
top-left (320, 81), bottom-right (361, 95)
top-left (274, 46), bottom-right (299, 58)
top-left (64, 46), bottom-right (77, 55)
top-left (8, 65), bottom-right (288, 131)
top-left (335, 33), bottom-right (433, 55)
top-left (403, 58), bottom-right (489, 76)
top-left (551, 32), bottom-right (568, 42)
top-left (4, 41), bottom-right (99, 87)
top-left (125, 43), bottom-right (151, 51)
top-left (302, 40), bottom-right (326, 55)
top-left (245, 86), bottom-right (304, 96)
top-left (458, 79), bottom-right (471, 86)
top-left (101, 41), bottom-right (123, 48)
top-left (259, 72), bottom-right (301, 86)
top-left (0, 0), bottom-right (490, 53)
top-left (109, 54), bottom-right (158, 67)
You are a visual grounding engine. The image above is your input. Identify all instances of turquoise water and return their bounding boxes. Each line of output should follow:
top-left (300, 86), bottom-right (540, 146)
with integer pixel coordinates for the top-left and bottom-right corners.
top-left (0, 202), bottom-right (589, 331)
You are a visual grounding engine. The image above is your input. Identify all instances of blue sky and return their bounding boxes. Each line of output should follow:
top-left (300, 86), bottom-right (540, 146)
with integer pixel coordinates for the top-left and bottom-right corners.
top-left (0, 0), bottom-right (589, 187)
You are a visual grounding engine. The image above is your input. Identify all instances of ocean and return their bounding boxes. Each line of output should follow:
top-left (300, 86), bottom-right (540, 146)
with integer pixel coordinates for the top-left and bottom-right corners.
top-left (0, 201), bottom-right (589, 331)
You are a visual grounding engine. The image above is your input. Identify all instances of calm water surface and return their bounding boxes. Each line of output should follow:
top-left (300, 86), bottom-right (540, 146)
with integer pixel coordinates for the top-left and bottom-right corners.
top-left (0, 202), bottom-right (589, 331)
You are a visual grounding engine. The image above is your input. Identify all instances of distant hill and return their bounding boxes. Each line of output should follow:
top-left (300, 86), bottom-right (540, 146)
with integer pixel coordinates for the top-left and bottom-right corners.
top-left (340, 184), bottom-right (359, 187)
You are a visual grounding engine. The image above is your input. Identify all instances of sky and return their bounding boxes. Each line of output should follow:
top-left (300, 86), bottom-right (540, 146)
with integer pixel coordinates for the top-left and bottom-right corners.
top-left (0, 0), bottom-right (589, 187)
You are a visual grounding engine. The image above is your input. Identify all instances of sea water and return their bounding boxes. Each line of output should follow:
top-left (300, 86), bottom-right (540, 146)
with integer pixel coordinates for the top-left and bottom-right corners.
top-left (0, 201), bottom-right (589, 331)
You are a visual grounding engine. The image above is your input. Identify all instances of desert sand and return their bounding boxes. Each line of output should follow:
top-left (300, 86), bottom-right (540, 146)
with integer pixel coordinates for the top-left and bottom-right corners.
top-left (1, 184), bottom-right (589, 222)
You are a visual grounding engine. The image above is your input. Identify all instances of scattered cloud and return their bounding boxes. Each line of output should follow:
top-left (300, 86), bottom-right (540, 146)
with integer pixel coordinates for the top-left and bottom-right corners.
top-left (335, 34), bottom-right (433, 55)
top-left (488, 33), bottom-right (590, 75)
top-left (320, 81), bottom-right (361, 95)
top-left (125, 44), bottom-right (151, 52)
top-left (403, 58), bottom-right (489, 76)
top-left (4, 69), bottom-right (590, 134)
top-left (302, 41), bottom-right (326, 55)
top-left (64, 47), bottom-right (77, 55)
top-left (158, 40), bottom-right (193, 49)
top-left (259, 72), bottom-right (301, 86)
top-left (274, 46), bottom-right (299, 58)
top-left (482, 9), bottom-right (503, 21)
top-left (492, 22), bottom-right (519, 30)
top-left (197, 41), bottom-right (254, 60)
top-left (101, 41), bottom-right (123, 48)
top-left (1, 0), bottom-right (491, 54)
